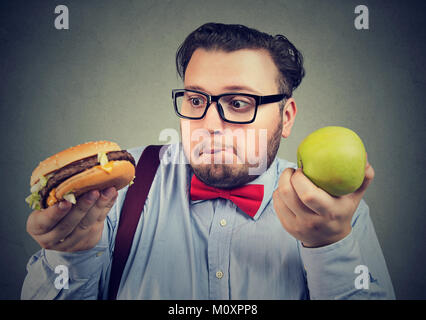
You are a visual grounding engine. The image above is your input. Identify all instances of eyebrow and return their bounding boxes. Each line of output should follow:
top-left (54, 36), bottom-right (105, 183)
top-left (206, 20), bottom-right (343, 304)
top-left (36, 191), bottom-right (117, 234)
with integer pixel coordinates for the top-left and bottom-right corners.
top-left (185, 85), bottom-right (262, 95)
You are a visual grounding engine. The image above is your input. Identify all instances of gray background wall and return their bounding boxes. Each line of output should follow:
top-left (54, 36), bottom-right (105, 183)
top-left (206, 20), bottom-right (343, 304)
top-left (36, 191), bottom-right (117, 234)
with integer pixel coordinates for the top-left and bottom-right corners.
top-left (1, 0), bottom-right (425, 299)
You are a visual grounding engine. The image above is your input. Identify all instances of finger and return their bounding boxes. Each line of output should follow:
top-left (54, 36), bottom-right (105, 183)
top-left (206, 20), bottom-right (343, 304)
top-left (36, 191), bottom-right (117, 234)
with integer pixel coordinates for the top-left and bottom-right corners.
top-left (277, 167), bottom-right (295, 186)
top-left (291, 168), bottom-right (334, 215)
top-left (54, 220), bottom-right (105, 251)
top-left (78, 187), bottom-right (117, 230)
top-left (350, 159), bottom-right (375, 201)
top-left (26, 200), bottom-right (73, 236)
top-left (41, 190), bottom-right (100, 244)
top-left (56, 188), bottom-right (117, 249)
top-left (276, 167), bottom-right (295, 199)
top-left (276, 168), bottom-right (317, 218)
top-left (273, 189), bottom-right (297, 231)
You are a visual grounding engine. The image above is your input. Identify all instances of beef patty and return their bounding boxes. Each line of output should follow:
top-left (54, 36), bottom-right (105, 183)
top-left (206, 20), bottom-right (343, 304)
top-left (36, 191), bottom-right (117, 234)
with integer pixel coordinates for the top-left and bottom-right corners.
top-left (39, 151), bottom-right (135, 208)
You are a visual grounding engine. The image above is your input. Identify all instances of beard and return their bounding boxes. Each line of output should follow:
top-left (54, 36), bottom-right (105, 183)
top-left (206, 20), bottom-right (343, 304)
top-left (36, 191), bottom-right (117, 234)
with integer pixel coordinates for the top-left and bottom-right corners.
top-left (182, 118), bottom-right (283, 189)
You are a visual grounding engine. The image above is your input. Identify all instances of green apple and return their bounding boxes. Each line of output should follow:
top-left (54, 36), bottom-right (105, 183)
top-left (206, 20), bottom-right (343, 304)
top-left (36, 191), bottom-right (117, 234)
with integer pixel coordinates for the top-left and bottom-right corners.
top-left (297, 126), bottom-right (366, 197)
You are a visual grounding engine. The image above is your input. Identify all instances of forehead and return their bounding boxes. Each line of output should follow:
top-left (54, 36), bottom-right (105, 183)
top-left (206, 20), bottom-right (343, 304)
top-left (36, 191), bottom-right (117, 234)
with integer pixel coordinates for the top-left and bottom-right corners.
top-left (184, 48), bottom-right (279, 94)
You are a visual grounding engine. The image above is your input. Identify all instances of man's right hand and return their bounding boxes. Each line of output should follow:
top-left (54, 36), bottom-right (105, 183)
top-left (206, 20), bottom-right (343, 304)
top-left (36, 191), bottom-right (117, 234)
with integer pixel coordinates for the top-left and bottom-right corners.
top-left (26, 187), bottom-right (118, 252)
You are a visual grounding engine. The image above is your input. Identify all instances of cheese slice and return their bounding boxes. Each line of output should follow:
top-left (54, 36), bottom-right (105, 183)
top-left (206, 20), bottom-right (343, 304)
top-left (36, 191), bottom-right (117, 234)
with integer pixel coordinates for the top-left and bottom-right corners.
top-left (47, 188), bottom-right (58, 207)
top-left (94, 161), bottom-right (114, 174)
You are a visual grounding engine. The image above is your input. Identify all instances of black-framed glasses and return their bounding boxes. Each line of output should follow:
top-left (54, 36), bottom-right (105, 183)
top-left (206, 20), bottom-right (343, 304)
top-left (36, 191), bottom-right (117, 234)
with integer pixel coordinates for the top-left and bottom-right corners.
top-left (172, 89), bottom-right (287, 124)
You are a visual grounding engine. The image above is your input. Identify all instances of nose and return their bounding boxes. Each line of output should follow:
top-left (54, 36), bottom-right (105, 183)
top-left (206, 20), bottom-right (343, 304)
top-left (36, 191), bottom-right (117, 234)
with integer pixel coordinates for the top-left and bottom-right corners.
top-left (203, 102), bottom-right (225, 133)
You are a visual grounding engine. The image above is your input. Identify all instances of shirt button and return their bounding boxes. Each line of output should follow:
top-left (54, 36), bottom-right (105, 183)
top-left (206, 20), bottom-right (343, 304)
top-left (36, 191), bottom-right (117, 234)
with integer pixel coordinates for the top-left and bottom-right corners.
top-left (215, 270), bottom-right (224, 279)
top-left (219, 219), bottom-right (227, 227)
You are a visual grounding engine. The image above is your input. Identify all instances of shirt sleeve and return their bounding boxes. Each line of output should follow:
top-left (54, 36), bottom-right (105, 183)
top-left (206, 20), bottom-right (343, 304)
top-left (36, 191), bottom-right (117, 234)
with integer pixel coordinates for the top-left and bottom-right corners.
top-left (21, 210), bottom-right (115, 300)
top-left (299, 199), bottom-right (396, 300)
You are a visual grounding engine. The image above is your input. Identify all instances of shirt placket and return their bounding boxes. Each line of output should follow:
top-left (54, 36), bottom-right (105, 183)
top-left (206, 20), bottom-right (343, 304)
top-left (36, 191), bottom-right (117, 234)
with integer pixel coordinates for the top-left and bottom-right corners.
top-left (207, 200), bottom-right (236, 299)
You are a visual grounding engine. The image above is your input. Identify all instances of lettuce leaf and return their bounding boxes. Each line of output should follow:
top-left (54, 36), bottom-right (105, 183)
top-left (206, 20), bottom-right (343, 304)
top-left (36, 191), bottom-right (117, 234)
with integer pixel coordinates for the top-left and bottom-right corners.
top-left (97, 152), bottom-right (109, 166)
top-left (30, 175), bottom-right (48, 193)
top-left (25, 192), bottom-right (41, 210)
top-left (63, 192), bottom-right (76, 204)
top-left (129, 175), bottom-right (136, 187)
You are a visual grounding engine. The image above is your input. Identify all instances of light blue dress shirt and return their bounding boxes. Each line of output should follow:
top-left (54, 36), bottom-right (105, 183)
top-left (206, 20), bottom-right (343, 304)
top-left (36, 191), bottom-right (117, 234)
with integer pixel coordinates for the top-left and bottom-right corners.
top-left (21, 143), bottom-right (395, 299)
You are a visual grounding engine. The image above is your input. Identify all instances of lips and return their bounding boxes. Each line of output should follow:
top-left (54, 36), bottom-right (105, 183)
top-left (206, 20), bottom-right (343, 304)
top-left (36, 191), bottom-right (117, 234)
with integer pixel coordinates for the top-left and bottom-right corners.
top-left (200, 146), bottom-right (234, 155)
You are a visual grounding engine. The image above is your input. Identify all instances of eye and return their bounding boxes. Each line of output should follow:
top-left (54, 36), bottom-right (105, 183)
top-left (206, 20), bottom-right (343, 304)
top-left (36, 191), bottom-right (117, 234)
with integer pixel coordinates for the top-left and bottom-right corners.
top-left (231, 100), bottom-right (249, 109)
top-left (187, 96), bottom-right (206, 107)
top-left (191, 98), bottom-right (202, 105)
top-left (219, 94), bottom-right (255, 113)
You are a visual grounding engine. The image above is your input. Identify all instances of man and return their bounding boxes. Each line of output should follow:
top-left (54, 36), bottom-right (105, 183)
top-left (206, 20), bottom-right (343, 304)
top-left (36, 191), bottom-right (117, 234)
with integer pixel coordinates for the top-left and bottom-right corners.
top-left (22, 23), bottom-right (395, 299)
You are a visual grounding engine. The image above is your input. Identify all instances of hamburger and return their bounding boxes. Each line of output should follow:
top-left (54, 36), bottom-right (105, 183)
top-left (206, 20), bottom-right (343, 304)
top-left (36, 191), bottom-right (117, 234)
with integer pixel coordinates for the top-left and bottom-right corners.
top-left (25, 141), bottom-right (136, 210)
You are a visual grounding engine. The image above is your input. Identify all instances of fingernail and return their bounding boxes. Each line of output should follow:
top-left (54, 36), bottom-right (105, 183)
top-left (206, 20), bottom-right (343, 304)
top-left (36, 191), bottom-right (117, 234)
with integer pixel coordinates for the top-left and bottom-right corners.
top-left (89, 190), bottom-right (99, 201)
top-left (102, 187), bottom-right (115, 198)
top-left (59, 201), bottom-right (70, 210)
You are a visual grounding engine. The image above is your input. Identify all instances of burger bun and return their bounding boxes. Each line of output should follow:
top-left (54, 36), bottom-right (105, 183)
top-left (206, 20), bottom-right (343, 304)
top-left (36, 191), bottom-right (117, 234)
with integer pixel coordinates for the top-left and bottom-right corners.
top-left (54, 160), bottom-right (135, 201)
top-left (31, 141), bottom-right (121, 187)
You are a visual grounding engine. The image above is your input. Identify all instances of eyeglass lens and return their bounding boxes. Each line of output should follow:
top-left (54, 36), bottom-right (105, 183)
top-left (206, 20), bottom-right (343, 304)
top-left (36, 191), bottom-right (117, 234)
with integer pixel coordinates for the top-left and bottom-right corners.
top-left (175, 91), bottom-right (256, 122)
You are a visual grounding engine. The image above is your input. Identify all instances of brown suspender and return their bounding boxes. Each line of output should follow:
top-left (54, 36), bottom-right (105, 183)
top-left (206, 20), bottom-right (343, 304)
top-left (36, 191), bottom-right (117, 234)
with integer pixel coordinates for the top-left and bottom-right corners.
top-left (108, 145), bottom-right (164, 300)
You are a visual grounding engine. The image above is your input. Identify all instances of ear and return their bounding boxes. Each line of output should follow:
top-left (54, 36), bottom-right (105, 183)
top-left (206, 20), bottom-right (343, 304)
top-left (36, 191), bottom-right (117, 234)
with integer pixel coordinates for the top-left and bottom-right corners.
top-left (281, 98), bottom-right (297, 138)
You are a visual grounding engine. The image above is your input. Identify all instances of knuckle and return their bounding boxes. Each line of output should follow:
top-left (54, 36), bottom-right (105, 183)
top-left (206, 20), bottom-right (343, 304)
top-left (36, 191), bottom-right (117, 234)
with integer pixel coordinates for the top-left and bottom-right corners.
top-left (38, 221), bottom-right (52, 234)
top-left (272, 190), bottom-right (279, 201)
top-left (100, 188), bottom-right (117, 201)
top-left (306, 219), bottom-right (319, 231)
top-left (105, 198), bottom-right (117, 209)
top-left (278, 184), bottom-right (291, 197)
top-left (97, 211), bottom-right (109, 223)
top-left (86, 224), bottom-right (100, 236)
top-left (57, 221), bottom-right (73, 233)
top-left (97, 199), bottom-right (116, 211)
top-left (328, 211), bottom-right (340, 221)
top-left (26, 215), bottom-right (49, 236)
top-left (78, 221), bottom-right (90, 230)
top-left (76, 195), bottom-right (97, 211)
top-left (300, 191), bottom-right (316, 205)
top-left (95, 194), bottom-right (117, 210)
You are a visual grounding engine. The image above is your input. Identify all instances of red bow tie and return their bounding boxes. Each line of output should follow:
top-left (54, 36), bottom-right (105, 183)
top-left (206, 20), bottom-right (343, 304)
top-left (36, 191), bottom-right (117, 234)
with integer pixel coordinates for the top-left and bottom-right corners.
top-left (190, 175), bottom-right (264, 218)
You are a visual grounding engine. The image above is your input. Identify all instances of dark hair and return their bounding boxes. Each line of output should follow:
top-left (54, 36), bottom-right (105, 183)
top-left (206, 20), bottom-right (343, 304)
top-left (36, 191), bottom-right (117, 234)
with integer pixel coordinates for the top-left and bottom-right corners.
top-left (176, 22), bottom-right (305, 101)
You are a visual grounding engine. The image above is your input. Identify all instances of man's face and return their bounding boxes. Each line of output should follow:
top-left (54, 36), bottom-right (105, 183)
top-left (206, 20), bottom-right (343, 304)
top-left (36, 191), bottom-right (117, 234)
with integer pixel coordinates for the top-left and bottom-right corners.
top-left (180, 48), bottom-right (295, 188)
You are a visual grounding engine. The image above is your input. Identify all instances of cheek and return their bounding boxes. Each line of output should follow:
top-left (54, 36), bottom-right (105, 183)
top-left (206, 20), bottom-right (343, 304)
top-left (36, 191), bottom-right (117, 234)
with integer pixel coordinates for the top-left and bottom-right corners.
top-left (180, 120), bottom-right (209, 160)
top-left (243, 109), bottom-right (281, 162)
top-left (244, 127), bottom-right (269, 161)
top-left (180, 120), bottom-right (194, 159)
top-left (180, 119), bottom-right (191, 146)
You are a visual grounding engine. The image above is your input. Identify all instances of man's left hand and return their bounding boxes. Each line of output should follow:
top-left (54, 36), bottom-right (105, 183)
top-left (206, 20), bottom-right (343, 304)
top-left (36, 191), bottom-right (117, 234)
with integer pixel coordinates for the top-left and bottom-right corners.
top-left (272, 158), bottom-right (375, 248)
